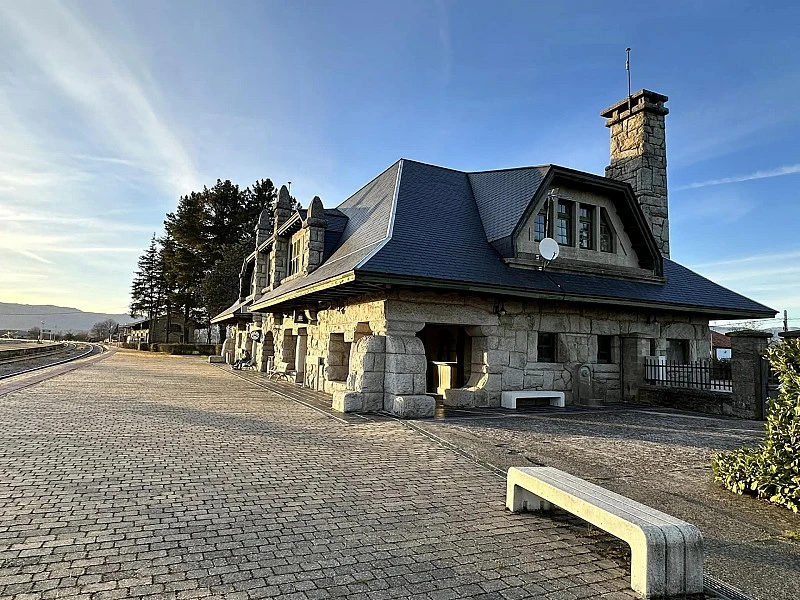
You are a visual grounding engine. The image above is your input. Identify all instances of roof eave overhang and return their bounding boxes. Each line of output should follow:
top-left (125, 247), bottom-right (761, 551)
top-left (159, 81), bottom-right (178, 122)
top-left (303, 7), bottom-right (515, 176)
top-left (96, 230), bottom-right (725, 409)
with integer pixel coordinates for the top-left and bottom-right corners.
top-left (275, 212), bottom-right (304, 238)
top-left (249, 272), bottom-right (359, 312)
top-left (210, 299), bottom-right (253, 324)
top-left (355, 271), bottom-right (776, 320)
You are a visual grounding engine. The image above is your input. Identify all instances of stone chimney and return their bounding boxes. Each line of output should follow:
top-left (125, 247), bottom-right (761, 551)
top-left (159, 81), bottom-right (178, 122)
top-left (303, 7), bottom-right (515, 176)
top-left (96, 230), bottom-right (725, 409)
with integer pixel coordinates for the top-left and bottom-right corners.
top-left (601, 89), bottom-right (670, 257)
top-left (302, 196), bottom-right (327, 275)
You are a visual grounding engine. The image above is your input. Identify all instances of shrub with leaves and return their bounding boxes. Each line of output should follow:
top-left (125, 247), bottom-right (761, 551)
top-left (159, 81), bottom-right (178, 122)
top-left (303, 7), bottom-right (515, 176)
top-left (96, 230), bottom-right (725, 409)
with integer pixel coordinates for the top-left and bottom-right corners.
top-left (712, 338), bottom-right (800, 512)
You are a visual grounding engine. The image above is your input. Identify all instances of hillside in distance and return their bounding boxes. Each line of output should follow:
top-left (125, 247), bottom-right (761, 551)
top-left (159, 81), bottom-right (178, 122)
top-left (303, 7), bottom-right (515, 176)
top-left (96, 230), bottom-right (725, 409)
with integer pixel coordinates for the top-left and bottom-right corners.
top-left (0, 302), bottom-right (132, 333)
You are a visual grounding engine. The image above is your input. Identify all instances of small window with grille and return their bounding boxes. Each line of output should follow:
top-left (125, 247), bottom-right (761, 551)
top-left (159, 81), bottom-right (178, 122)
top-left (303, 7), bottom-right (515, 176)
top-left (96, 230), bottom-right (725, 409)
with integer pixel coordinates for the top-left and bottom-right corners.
top-left (579, 204), bottom-right (594, 249)
top-left (537, 332), bottom-right (557, 362)
top-left (288, 238), bottom-right (302, 275)
top-left (534, 210), bottom-right (547, 242)
top-left (600, 209), bottom-right (615, 253)
top-left (556, 202), bottom-right (572, 245)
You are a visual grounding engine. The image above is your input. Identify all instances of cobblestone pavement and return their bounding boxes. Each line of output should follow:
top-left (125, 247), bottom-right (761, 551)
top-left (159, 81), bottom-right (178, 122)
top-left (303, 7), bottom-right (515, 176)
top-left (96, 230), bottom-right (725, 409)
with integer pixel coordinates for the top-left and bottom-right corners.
top-left (414, 408), bottom-right (800, 600)
top-left (0, 352), bottom-right (647, 600)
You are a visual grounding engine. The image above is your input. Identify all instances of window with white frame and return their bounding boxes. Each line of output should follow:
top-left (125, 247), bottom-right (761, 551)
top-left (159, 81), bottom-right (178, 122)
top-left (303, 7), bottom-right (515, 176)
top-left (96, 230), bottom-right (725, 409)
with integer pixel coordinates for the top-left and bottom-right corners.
top-left (288, 238), bottom-right (302, 275)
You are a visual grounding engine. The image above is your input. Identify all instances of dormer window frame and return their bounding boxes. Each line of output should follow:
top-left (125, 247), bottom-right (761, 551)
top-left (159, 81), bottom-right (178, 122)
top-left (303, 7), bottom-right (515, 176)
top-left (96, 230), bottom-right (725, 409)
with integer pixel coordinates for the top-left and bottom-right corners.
top-left (579, 204), bottom-right (594, 250)
top-left (533, 209), bottom-right (547, 242)
top-left (288, 237), bottom-right (302, 276)
top-left (600, 208), bottom-right (615, 253)
top-left (556, 200), bottom-right (573, 246)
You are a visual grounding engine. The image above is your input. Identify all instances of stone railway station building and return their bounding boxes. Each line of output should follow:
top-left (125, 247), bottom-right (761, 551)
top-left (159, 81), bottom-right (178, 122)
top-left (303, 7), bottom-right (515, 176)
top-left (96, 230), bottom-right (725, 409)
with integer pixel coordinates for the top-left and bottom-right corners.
top-left (212, 90), bottom-right (774, 418)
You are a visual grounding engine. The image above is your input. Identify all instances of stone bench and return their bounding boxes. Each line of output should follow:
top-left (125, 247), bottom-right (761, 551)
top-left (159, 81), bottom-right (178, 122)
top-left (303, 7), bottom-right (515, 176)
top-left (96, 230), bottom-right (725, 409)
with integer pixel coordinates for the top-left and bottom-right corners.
top-left (501, 390), bottom-right (565, 409)
top-left (506, 466), bottom-right (703, 598)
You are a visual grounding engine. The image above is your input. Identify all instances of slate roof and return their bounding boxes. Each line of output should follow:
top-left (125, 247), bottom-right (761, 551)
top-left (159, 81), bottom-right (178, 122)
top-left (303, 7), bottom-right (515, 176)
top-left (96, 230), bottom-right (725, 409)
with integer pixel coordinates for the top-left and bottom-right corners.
top-left (468, 166), bottom-right (549, 242)
top-left (250, 159), bottom-right (775, 319)
top-left (250, 162), bottom-right (399, 308)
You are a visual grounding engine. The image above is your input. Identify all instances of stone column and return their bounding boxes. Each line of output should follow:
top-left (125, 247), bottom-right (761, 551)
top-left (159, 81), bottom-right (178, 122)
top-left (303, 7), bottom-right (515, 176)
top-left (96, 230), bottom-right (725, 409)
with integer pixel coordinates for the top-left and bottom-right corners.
top-left (727, 330), bottom-right (771, 419)
top-left (620, 334), bottom-right (651, 402)
top-left (221, 331), bottom-right (236, 364)
top-left (384, 335), bottom-right (434, 418)
top-left (332, 335), bottom-right (386, 413)
top-left (295, 329), bottom-right (307, 384)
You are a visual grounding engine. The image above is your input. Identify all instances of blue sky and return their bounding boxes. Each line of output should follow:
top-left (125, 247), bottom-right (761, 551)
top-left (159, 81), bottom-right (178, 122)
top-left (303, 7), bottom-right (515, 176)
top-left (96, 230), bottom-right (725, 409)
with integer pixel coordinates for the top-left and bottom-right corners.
top-left (0, 1), bottom-right (798, 327)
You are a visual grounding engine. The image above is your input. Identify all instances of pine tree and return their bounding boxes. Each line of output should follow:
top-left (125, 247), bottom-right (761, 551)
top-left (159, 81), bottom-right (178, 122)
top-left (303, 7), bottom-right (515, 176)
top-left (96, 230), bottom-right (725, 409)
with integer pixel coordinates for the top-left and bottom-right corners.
top-left (161, 178), bottom-right (278, 339)
top-left (130, 235), bottom-right (167, 342)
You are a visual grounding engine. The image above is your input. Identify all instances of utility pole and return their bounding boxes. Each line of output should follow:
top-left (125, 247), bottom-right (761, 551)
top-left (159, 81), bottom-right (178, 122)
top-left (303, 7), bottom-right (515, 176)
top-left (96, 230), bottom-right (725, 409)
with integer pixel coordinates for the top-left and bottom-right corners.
top-left (784, 310), bottom-right (789, 333)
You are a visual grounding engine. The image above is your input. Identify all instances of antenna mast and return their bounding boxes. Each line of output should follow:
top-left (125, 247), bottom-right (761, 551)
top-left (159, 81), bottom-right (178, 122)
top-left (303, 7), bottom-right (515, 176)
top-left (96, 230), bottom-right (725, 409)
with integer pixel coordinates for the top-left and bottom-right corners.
top-left (626, 48), bottom-right (632, 112)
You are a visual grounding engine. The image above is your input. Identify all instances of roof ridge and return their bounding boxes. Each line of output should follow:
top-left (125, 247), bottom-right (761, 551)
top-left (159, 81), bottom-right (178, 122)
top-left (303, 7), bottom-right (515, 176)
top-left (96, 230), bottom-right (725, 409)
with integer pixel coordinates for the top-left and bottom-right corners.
top-left (467, 164), bottom-right (551, 175)
top-left (400, 158), bottom-right (554, 176)
top-left (335, 160), bottom-right (402, 210)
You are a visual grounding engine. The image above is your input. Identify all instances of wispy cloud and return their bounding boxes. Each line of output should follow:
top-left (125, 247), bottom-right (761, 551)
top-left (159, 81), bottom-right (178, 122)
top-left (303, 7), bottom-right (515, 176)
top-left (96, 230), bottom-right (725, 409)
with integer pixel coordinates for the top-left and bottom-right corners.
top-left (0, 1), bottom-right (201, 196)
top-left (689, 250), bottom-right (800, 320)
top-left (692, 250), bottom-right (800, 270)
top-left (676, 163), bottom-right (800, 191)
top-left (0, 0), bottom-right (200, 312)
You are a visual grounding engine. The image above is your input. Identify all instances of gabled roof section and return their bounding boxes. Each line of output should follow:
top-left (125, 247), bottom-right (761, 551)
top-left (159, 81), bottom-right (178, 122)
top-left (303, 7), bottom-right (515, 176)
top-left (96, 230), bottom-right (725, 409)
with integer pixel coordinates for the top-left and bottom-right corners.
top-left (249, 158), bottom-right (774, 319)
top-left (510, 166), bottom-right (662, 273)
top-left (355, 160), bottom-right (773, 319)
top-left (249, 161), bottom-right (400, 310)
top-left (468, 166), bottom-right (549, 242)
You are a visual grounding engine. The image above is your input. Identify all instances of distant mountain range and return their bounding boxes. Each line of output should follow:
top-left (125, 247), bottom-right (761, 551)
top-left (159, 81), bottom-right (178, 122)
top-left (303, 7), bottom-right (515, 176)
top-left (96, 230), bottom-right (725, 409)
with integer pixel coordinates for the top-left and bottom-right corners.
top-left (0, 302), bottom-right (132, 333)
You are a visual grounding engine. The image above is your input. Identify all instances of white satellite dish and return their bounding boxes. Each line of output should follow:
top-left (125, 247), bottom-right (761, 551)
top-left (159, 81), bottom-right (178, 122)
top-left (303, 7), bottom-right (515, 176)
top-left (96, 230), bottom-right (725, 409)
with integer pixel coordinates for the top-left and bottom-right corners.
top-left (539, 237), bottom-right (560, 262)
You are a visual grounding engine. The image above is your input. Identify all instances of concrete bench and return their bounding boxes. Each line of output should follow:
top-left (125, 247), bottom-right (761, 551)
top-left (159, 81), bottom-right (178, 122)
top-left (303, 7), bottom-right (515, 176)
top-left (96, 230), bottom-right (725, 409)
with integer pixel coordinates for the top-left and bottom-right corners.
top-left (501, 390), bottom-right (565, 409)
top-left (506, 466), bottom-right (703, 598)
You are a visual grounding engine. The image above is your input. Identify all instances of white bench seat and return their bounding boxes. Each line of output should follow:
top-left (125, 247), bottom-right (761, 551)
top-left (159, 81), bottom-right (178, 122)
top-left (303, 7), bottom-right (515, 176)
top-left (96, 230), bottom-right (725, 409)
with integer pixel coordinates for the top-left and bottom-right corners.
top-left (506, 466), bottom-right (703, 598)
top-left (501, 390), bottom-right (565, 409)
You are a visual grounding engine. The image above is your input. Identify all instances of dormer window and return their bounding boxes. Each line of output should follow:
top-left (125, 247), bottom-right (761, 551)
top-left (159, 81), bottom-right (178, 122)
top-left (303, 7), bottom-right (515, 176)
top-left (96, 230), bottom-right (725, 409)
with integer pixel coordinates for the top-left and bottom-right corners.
top-left (533, 210), bottom-right (547, 242)
top-left (600, 209), bottom-right (615, 253)
top-left (288, 238), bottom-right (302, 275)
top-left (579, 204), bottom-right (594, 249)
top-left (556, 201), bottom-right (572, 245)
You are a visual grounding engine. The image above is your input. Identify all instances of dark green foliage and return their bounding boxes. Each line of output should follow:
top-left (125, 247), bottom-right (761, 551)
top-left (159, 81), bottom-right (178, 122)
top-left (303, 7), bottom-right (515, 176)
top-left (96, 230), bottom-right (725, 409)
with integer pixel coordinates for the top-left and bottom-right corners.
top-left (160, 178), bottom-right (277, 334)
top-left (130, 235), bottom-right (167, 322)
top-left (712, 339), bottom-right (800, 512)
top-left (201, 240), bottom-right (252, 321)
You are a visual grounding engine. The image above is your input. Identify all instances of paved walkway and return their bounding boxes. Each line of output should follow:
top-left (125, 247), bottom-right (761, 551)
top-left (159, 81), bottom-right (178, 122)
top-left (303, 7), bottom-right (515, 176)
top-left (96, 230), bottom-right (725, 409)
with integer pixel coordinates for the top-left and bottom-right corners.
top-left (414, 407), bottom-right (800, 600)
top-left (1, 351), bottom-right (645, 600)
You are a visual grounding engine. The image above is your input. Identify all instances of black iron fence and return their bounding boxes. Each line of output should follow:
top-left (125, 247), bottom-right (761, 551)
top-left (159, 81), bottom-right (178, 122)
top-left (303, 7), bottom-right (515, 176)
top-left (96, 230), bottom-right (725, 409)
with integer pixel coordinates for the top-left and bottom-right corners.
top-left (644, 357), bottom-right (732, 392)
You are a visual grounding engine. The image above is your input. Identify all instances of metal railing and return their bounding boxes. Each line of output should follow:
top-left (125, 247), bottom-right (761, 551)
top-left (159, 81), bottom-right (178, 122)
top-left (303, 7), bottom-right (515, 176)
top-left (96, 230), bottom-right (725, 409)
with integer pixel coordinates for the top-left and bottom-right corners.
top-left (644, 356), bottom-right (732, 392)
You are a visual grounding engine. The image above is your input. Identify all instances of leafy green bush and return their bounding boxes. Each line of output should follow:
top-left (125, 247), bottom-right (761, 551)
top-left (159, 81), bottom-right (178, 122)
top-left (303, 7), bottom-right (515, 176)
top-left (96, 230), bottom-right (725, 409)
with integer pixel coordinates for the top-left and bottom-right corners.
top-left (712, 338), bottom-right (800, 512)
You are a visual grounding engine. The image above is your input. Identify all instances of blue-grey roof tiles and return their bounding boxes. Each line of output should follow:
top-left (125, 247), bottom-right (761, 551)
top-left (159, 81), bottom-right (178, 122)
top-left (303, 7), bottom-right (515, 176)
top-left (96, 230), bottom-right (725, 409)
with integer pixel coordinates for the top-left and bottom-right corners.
top-left (254, 158), bottom-right (774, 318)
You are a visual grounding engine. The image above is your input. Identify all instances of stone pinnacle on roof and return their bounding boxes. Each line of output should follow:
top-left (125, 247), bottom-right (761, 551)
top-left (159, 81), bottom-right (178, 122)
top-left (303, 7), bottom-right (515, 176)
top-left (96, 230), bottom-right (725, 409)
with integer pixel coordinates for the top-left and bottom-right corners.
top-left (304, 196), bottom-right (327, 228)
top-left (277, 185), bottom-right (292, 208)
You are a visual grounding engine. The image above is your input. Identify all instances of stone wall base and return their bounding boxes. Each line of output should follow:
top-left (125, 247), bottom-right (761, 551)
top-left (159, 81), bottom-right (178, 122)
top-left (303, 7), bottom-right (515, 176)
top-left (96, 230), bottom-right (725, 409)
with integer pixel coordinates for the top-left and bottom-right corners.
top-left (635, 385), bottom-right (752, 418)
top-left (392, 395), bottom-right (436, 419)
top-left (332, 391), bottom-right (383, 413)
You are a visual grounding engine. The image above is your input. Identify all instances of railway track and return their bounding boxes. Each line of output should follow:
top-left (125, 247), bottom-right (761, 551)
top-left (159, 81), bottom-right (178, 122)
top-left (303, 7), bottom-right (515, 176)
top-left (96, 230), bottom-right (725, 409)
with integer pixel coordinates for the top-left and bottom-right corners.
top-left (0, 343), bottom-right (103, 380)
